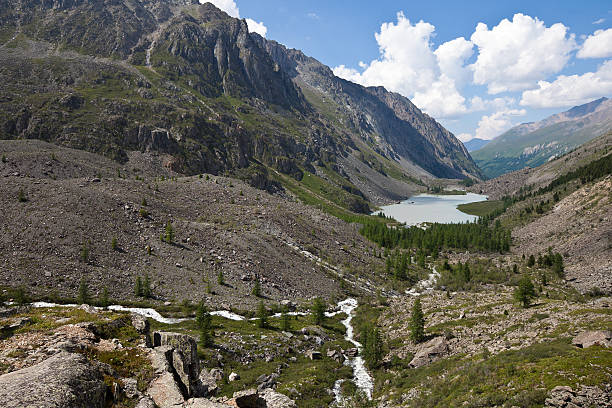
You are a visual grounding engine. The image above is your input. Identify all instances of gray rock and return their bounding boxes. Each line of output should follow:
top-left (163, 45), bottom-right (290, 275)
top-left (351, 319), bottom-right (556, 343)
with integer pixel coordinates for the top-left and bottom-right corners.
top-left (409, 336), bottom-right (449, 368)
top-left (0, 351), bottom-right (107, 408)
top-left (147, 372), bottom-right (185, 408)
top-left (326, 349), bottom-right (345, 363)
top-left (260, 389), bottom-right (297, 408)
top-left (195, 368), bottom-right (218, 397)
top-left (305, 350), bottom-right (322, 360)
top-left (184, 398), bottom-right (228, 407)
top-left (135, 396), bottom-right (156, 408)
top-left (132, 313), bottom-right (150, 334)
top-left (233, 389), bottom-right (260, 407)
top-left (153, 332), bottom-right (200, 396)
top-left (571, 330), bottom-right (612, 348)
top-left (228, 372), bottom-right (240, 382)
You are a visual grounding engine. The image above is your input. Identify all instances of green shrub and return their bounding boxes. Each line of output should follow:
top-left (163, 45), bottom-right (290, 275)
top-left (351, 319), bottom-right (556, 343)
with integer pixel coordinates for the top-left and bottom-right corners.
top-left (252, 280), bottom-right (261, 297)
top-left (312, 297), bottom-right (326, 326)
top-left (17, 188), bottom-right (27, 202)
top-left (111, 237), bottom-right (118, 251)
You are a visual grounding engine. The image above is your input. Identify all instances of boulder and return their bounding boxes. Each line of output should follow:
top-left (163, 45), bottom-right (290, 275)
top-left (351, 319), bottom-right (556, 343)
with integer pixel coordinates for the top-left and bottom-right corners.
top-left (409, 336), bottom-right (449, 368)
top-left (326, 349), bottom-right (345, 363)
top-left (571, 330), bottom-right (612, 348)
top-left (260, 389), bottom-right (297, 408)
top-left (305, 350), bottom-right (322, 360)
top-left (195, 369), bottom-right (219, 397)
top-left (228, 372), bottom-right (240, 382)
top-left (147, 372), bottom-right (185, 408)
top-left (233, 389), bottom-right (260, 407)
top-left (345, 348), bottom-right (358, 357)
top-left (0, 351), bottom-right (107, 408)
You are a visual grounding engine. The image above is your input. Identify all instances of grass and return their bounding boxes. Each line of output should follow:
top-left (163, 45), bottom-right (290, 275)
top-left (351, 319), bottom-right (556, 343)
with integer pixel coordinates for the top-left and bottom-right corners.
top-left (377, 339), bottom-right (612, 408)
top-left (149, 310), bottom-right (353, 407)
top-left (457, 200), bottom-right (505, 216)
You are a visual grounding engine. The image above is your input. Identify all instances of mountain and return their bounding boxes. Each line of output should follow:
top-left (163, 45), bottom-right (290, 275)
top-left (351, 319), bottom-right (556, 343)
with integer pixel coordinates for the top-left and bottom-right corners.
top-left (472, 97), bottom-right (612, 178)
top-left (463, 138), bottom-right (490, 152)
top-left (0, 0), bottom-right (481, 213)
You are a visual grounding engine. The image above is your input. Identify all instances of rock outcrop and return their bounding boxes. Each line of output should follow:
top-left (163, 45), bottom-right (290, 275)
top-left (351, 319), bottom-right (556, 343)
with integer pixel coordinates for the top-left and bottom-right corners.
top-left (0, 351), bottom-right (107, 408)
top-left (545, 384), bottom-right (612, 407)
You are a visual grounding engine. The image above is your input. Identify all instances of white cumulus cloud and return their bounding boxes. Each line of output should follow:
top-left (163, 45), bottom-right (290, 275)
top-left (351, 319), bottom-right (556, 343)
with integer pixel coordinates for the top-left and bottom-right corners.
top-left (203, 0), bottom-right (268, 37)
top-left (474, 108), bottom-right (527, 140)
top-left (577, 28), bottom-right (612, 59)
top-left (520, 60), bottom-right (612, 108)
top-left (332, 12), bottom-right (474, 118)
top-left (470, 13), bottom-right (576, 94)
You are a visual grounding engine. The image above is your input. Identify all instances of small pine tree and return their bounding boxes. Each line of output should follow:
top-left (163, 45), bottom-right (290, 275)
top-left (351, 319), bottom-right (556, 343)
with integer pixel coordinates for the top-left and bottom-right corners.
top-left (135, 276), bottom-right (143, 297)
top-left (1, 154), bottom-right (6, 163)
top-left (280, 309), bottom-right (291, 332)
top-left (143, 274), bottom-right (151, 298)
top-left (164, 222), bottom-right (174, 244)
top-left (256, 301), bottom-right (268, 329)
top-left (196, 301), bottom-right (213, 347)
top-left (410, 298), bottom-right (425, 343)
top-left (312, 297), bottom-right (326, 326)
top-left (252, 280), bottom-right (261, 297)
top-left (527, 254), bottom-right (536, 267)
top-left (17, 188), bottom-right (27, 202)
top-left (80, 241), bottom-right (89, 263)
top-left (514, 274), bottom-right (536, 308)
top-left (217, 270), bottom-right (224, 286)
top-left (206, 280), bottom-right (213, 294)
top-left (362, 325), bottom-right (383, 369)
top-left (100, 287), bottom-right (109, 307)
top-left (141, 197), bottom-right (147, 206)
top-left (13, 286), bottom-right (28, 305)
top-left (77, 278), bottom-right (90, 305)
top-left (111, 237), bottom-right (118, 251)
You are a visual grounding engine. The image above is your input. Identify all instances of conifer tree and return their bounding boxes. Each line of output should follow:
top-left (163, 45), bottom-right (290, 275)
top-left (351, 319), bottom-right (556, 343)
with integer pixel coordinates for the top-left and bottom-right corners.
top-left (312, 297), bottom-right (326, 326)
top-left (410, 298), bottom-right (425, 343)
top-left (514, 274), bottom-right (536, 308)
top-left (77, 278), bottom-right (90, 305)
top-left (256, 301), bottom-right (268, 329)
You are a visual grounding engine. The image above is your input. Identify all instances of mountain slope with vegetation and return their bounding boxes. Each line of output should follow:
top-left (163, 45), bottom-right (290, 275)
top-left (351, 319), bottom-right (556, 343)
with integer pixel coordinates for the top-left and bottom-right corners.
top-left (472, 97), bottom-right (612, 178)
top-left (0, 0), bottom-right (481, 213)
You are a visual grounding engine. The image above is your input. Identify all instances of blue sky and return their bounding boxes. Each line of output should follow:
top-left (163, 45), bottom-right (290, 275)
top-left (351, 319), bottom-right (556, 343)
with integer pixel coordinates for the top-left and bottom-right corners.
top-left (206, 1), bottom-right (612, 142)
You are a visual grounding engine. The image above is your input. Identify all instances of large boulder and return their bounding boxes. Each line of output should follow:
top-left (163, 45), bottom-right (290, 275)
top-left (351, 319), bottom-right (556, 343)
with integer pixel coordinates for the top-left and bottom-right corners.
top-left (0, 351), bottom-right (107, 408)
top-left (233, 389), bottom-right (260, 407)
top-left (260, 389), bottom-right (297, 408)
top-left (409, 336), bottom-right (449, 368)
top-left (572, 330), bottom-right (612, 348)
top-left (154, 332), bottom-right (201, 396)
top-left (196, 369), bottom-right (219, 397)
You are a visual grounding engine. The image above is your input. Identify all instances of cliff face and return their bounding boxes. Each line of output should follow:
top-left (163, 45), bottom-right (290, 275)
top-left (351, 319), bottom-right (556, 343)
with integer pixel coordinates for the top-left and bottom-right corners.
top-left (254, 37), bottom-right (482, 180)
top-left (0, 0), bottom-right (481, 209)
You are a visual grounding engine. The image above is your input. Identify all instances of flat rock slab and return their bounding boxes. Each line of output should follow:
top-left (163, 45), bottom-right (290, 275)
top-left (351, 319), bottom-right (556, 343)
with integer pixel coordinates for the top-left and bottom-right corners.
top-left (572, 330), bottom-right (612, 348)
top-left (0, 351), bottom-right (106, 408)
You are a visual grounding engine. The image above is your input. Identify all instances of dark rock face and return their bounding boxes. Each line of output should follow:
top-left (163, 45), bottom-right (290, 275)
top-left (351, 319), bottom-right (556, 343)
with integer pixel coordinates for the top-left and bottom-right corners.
top-left (153, 332), bottom-right (201, 397)
top-left (253, 36), bottom-right (482, 180)
top-left (0, 351), bottom-right (107, 408)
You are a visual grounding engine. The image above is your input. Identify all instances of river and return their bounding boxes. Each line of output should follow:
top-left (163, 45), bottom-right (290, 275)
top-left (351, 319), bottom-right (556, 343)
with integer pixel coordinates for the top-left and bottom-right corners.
top-left (378, 192), bottom-right (488, 225)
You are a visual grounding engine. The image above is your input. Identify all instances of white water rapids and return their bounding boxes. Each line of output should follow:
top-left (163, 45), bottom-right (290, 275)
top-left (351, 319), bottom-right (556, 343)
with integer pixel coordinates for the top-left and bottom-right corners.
top-left (332, 298), bottom-right (374, 403)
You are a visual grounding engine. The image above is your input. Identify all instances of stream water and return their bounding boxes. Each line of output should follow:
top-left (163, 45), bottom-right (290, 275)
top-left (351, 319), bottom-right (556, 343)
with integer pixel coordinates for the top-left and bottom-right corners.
top-left (332, 298), bottom-right (374, 403)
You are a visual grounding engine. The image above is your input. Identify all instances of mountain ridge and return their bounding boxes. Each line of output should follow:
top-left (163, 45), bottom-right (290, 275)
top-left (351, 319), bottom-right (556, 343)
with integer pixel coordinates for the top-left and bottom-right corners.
top-left (0, 0), bottom-right (481, 211)
top-left (472, 97), bottom-right (612, 178)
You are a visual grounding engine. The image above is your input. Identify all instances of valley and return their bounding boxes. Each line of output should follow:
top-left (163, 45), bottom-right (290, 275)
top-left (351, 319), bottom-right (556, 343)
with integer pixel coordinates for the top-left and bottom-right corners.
top-left (0, 1), bottom-right (610, 408)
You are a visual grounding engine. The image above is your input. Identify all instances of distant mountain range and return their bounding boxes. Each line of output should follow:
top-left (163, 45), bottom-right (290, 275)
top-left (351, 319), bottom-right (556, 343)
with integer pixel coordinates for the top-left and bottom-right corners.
top-left (463, 138), bottom-right (490, 152)
top-left (472, 97), bottom-right (612, 178)
top-left (0, 0), bottom-right (481, 212)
